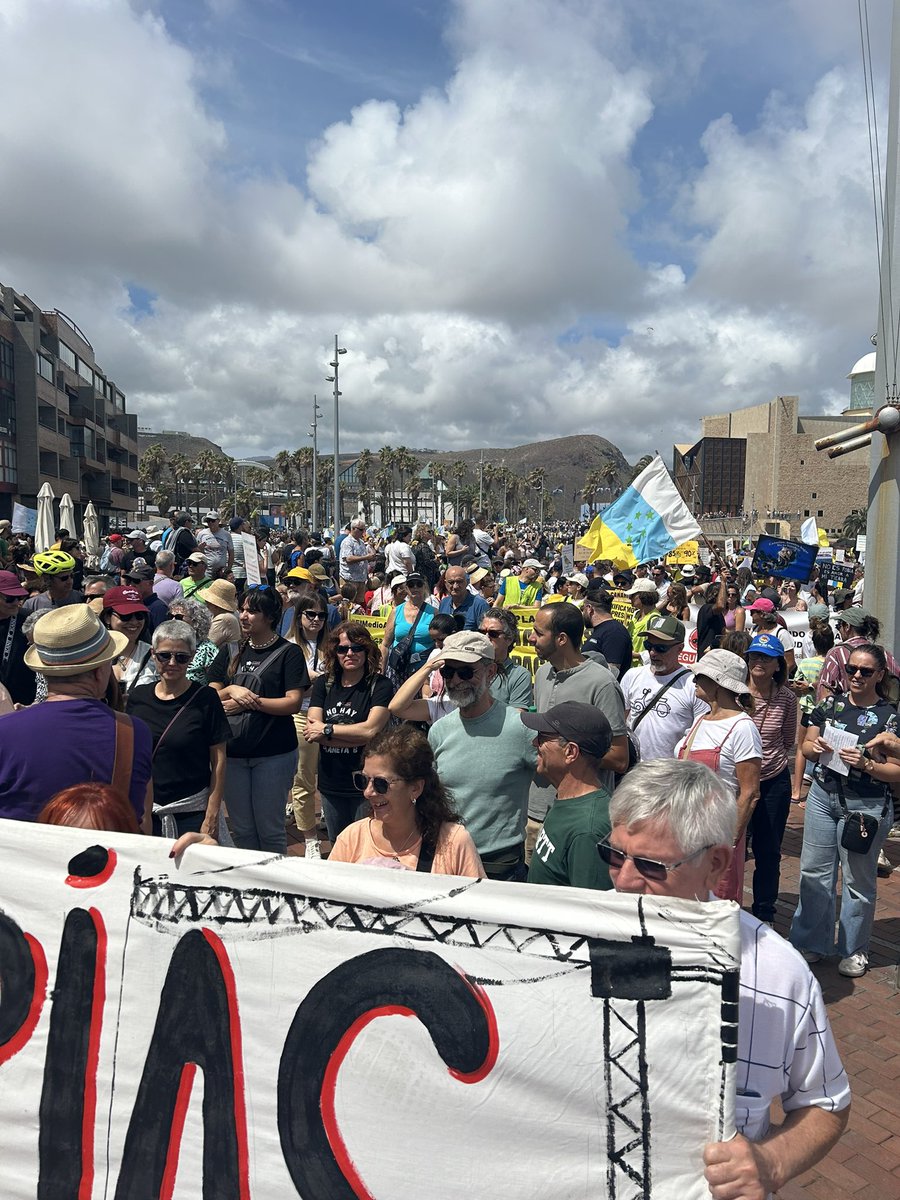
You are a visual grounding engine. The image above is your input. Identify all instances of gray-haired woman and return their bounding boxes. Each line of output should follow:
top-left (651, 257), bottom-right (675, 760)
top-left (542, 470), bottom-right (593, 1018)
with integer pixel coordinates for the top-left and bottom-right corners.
top-left (167, 594), bottom-right (220, 684)
top-left (126, 620), bottom-right (231, 841)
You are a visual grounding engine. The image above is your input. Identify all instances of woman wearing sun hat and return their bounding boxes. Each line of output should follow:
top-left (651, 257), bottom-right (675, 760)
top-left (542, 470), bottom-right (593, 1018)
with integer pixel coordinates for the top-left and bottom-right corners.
top-left (744, 632), bottom-right (798, 924)
top-left (675, 648), bottom-right (762, 903)
top-left (200, 578), bottom-right (241, 654)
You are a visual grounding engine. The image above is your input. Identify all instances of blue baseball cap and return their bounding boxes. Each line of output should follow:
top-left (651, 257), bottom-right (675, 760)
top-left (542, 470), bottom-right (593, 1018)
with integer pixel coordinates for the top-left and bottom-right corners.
top-left (747, 633), bottom-right (784, 657)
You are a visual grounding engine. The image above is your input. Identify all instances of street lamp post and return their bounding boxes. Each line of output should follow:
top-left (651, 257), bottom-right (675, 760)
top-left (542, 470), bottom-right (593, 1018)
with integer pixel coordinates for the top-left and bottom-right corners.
top-left (325, 335), bottom-right (346, 533)
top-left (309, 394), bottom-right (322, 527)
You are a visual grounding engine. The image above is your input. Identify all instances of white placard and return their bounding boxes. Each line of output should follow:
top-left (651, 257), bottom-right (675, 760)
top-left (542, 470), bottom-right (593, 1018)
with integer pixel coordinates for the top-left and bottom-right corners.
top-left (855, 535), bottom-right (867, 554)
top-left (724, 538), bottom-right (735, 558)
top-left (834, 548), bottom-right (845, 563)
top-left (241, 532), bottom-right (261, 586)
top-left (561, 544), bottom-right (575, 575)
top-left (0, 821), bottom-right (740, 1199)
top-left (820, 723), bottom-right (859, 776)
top-left (12, 502), bottom-right (37, 535)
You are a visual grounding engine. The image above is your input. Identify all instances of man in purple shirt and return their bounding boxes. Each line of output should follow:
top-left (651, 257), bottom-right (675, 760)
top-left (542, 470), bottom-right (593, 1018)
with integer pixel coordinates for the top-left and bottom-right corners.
top-left (0, 606), bottom-right (153, 825)
top-left (151, 548), bottom-right (183, 606)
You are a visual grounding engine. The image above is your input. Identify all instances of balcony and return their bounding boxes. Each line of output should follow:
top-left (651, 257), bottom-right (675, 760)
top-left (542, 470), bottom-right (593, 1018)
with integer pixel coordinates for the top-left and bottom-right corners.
top-left (83, 471), bottom-right (111, 504)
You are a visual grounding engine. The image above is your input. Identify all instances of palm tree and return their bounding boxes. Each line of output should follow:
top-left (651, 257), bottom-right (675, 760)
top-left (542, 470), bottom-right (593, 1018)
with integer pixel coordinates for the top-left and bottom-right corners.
top-left (582, 468), bottom-right (603, 515)
top-left (168, 453), bottom-right (191, 512)
top-left (600, 460), bottom-right (621, 501)
top-left (316, 456), bottom-right (333, 526)
top-left (274, 450), bottom-right (296, 509)
top-left (292, 447), bottom-right (313, 525)
top-left (243, 467), bottom-right (267, 518)
top-left (841, 509), bottom-right (867, 539)
top-left (450, 458), bottom-right (467, 522)
top-left (138, 443), bottom-right (169, 515)
top-left (375, 466), bottom-right (393, 524)
top-left (408, 472), bottom-right (422, 522)
top-left (378, 445), bottom-right (395, 518)
top-left (193, 450), bottom-right (219, 518)
top-left (630, 454), bottom-right (654, 484)
top-left (482, 462), bottom-right (497, 519)
top-left (356, 449), bottom-right (374, 521)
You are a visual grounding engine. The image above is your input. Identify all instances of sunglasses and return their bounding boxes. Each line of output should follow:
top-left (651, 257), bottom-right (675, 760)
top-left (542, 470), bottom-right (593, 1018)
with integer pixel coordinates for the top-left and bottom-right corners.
top-left (846, 664), bottom-right (876, 678)
top-left (645, 641), bottom-right (672, 652)
top-left (406, 579), bottom-right (424, 587)
top-left (335, 643), bottom-right (362, 656)
top-left (55, 574), bottom-right (73, 582)
top-left (481, 629), bottom-right (506, 640)
top-left (440, 663), bottom-right (475, 681)
top-left (115, 612), bottom-right (145, 622)
top-left (353, 771), bottom-right (404, 795)
top-left (597, 838), bottom-right (713, 882)
top-left (303, 611), bottom-right (326, 621)
top-left (154, 650), bottom-right (192, 664)
top-left (0, 593), bottom-right (23, 602)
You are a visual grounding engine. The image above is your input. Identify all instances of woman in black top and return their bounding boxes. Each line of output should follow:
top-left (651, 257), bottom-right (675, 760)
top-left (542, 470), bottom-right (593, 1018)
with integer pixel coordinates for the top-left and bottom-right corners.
top-left (127, 619), bottom-right (231, 840)
top-left (208, 587), bottom-right (308, 853)
top-left (306, 621), bottom-right (393, 842)
top-left (696, 578), bottom-right (727, 657)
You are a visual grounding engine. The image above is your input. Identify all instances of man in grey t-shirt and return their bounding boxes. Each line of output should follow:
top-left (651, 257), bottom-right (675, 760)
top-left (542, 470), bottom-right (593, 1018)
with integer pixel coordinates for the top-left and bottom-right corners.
top-left (526, 603), bottom-right (628, 862)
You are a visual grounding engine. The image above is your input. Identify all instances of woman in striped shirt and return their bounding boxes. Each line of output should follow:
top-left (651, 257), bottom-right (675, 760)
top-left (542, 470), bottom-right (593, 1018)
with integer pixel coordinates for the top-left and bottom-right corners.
top-left (746, 632), bottom-right (798, 924)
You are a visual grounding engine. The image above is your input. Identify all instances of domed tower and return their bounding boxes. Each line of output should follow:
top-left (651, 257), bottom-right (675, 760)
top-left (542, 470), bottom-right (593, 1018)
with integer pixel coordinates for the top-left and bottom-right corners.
top-left (843, 351), bottom-right (876, 416)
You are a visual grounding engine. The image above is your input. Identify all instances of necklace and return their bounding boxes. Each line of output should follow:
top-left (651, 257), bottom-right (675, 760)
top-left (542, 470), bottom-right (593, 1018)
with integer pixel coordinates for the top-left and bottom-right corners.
top-left (249, 633), bottom-right (278, 651)
top-left (368, 818), bottom-right (422, 861)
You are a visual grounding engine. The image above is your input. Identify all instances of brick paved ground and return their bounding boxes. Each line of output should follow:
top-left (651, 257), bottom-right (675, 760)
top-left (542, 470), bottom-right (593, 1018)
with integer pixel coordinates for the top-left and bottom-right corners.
top-left (288, 803), bottom-right (900, 1197)
top-left (766, 805), bottom-right (900, 1199)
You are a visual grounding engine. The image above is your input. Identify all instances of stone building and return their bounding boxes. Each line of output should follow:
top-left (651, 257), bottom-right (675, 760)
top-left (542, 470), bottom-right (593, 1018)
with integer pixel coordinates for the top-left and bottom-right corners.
top-left (674, 358), bottom-right (874, 537)
top-left (0, 282), bottom-right (140, 529)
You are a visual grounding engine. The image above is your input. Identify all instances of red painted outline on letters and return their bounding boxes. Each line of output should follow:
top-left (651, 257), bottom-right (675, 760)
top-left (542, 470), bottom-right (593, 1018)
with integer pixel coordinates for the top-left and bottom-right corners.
top-left (0, 931), bottom-right (48, 1067)
top-left (66, 848), bottom-right (117, 889)
top-left (160, 1062), bottom-right (198, 1200)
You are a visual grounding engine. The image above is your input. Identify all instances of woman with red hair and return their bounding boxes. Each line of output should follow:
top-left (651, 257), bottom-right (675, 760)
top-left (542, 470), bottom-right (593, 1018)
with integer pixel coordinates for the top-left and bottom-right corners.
top-left (37, 783), bottom-right (139, 834)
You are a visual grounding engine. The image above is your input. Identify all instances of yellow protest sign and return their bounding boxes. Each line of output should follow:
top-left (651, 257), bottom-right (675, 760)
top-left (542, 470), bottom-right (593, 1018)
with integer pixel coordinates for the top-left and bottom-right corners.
top-left (508, 605), bottom-right (538, 647)
top-left (356, 614), bottom-right (387, 644)
top-left (610, 591), bottom-right (633, 625)
top-left (666, 540), bottom-right (699, 566)
top-left (510, 645), bottom-right (539, 680)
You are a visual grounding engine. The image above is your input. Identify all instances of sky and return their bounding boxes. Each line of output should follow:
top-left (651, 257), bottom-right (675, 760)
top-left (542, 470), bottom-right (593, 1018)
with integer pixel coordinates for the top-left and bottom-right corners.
top-left (0, 0), bottom-right (893, 462)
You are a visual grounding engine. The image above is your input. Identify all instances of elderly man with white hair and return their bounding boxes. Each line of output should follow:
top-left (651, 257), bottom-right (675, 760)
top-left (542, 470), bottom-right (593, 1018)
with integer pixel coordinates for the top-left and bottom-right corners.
top-left (605, 758), bottom-right (850, 1200)
top-left (152, 548), bottom-right (183, 606)
top-left (338, 518), bottom-right (376, 602)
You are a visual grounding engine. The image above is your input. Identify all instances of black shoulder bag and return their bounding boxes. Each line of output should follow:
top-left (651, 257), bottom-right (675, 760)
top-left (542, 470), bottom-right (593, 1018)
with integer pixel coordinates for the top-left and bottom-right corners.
top-left (227, 642), bottom-right (291, 751)
top-left (617, 669), bottom-right (690, 781)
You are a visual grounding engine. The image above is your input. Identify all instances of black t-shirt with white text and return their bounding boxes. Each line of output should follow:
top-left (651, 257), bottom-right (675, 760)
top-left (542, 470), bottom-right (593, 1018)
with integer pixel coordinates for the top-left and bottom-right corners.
top-left (309, 673), bottom-right (394, 798)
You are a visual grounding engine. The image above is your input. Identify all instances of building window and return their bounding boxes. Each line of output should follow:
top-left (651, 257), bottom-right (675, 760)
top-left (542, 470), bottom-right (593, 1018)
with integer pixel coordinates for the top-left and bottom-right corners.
top-left (77, 357), bottom-right (93, 384)
top-left (811, 492), bottom-right (817, 499)
top-left (817, 509), bottom-right (824, 517)
top-left (0, 440), bottom-right (16, 483)
top-left (0, 337), bottom-right (14, 383)
top-left (804, 509), bottom-right (810, 517)
top-left (0, 393), bottom-right (15, 439)
top-left (37, 355), bottom-right (54, 383)
top-left (58, 342), bottom-right (77, 370)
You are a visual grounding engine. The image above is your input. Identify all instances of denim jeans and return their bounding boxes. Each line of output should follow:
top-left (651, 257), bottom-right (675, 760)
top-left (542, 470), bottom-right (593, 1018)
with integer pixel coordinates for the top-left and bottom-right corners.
top-left (789, 778), bottom-right (892, 958)
top-left (321, 791), bottom-right (368, 844)
top-left (748, 767), bottom-right (792, 922)
top-left (225, 749), bottom-right (298, 854)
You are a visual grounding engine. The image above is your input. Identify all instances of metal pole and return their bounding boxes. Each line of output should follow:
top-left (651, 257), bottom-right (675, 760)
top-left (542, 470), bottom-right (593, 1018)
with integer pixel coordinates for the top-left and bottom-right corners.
top-left (866, 0), bottom-right (900, 650)
top-left (311, 395), bottom-right (318, 528)
top-left (333, 335), bottom-right (341, 533)
top-left (479, 450), bottom-right (484, 511)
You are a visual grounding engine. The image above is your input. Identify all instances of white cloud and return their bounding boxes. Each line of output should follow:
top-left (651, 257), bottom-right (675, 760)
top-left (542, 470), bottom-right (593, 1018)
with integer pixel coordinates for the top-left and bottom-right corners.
top-left (0, 0), bottom-right (883, 468)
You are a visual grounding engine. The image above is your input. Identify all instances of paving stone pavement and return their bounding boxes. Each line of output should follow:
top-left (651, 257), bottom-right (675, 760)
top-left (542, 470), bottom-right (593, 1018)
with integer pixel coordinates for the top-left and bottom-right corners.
top-left (764, 805), bottom-right (900, 1199)
top-left (289, 804), bottom-right (900, 1196)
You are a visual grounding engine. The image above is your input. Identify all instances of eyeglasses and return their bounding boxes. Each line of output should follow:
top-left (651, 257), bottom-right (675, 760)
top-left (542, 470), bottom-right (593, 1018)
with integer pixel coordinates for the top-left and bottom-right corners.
top-left (154, 650), bottom-right (192, 664)
top-left (645, 641), bottom-right (673, 652)
top-left (335, 643), bottom-right (362, 656)
top-left (597, 837), bottom-right (713, 882)
top-left (846, 664), bottom-right (876, 678)
top-left (303, 611), bottom-right (326, 621)
top-left (440, 663), bottom-right (475, 681)
top-left (352, 771), bottom-right (404, 795)
top-left (481, 629), bottom-right (507, 640)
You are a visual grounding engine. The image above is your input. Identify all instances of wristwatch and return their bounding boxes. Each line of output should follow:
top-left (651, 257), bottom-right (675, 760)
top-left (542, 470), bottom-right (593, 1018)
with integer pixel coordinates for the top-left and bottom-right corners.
top-left (324, 723), bottom-right (334, 740)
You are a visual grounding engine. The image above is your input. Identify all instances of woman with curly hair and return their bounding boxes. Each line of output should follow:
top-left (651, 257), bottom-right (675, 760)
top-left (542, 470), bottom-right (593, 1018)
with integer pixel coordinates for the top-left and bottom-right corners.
top-left (305, 621), bottom-right (393, 842)
top-left (167, 594), bottom-right (220, 684)
top-left (329, 725), bottom-right (485, 876)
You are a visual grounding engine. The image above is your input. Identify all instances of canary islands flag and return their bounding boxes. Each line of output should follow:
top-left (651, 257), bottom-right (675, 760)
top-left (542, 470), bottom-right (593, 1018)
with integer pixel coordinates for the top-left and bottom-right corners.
top-left (585, 455), bottom-right (702, 568)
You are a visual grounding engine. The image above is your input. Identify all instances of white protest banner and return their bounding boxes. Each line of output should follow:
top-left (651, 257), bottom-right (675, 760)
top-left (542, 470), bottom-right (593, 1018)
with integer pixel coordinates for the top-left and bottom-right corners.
top-left (724, 538), bottom-right (735, 558)
top-left (241, 531), bottom-right (262, 585)
top-left (0, 822), bottom-right (740, 1199)
top-left (12, 502), bottom-right (37, 535)
top-left (855, 534), bottom-right (867, 555)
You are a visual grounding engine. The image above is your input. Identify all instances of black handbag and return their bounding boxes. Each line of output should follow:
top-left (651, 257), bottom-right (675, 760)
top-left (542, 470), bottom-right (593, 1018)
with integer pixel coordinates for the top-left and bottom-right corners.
top-left (386, 605), bottom-right (427, 686)
top-left (836, 775), bottom-right (886, 856)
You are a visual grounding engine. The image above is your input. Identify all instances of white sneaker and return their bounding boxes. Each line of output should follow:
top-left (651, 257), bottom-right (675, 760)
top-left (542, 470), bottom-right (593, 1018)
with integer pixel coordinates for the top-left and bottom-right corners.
top-left (838, 952), bottom-right (868, 977)
top-left (877, 849), bottom-right (893, 877)
top-left (304, 839), bottom-right (321, 861)
top-left (800, 949), bottom-right (823, 964)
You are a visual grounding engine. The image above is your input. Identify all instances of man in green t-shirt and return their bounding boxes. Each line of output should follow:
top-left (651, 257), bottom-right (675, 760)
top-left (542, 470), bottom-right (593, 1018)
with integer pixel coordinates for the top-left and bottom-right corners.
top-left (521, 701), bottom-right (613, 891)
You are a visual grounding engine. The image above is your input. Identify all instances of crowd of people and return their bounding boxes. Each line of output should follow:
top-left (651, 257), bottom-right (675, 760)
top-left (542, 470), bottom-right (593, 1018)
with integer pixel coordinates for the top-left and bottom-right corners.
top-left (2, 506), bottom-right (895, 1195)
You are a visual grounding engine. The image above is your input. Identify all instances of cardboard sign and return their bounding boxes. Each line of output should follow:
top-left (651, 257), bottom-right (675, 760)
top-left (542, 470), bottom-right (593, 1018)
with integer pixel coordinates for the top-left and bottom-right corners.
top-left (610, 592), bottom-right (633, 625)
top-left (0, 822), bottom-right (739, 1199)
top-left (355, 614), bottom-right (388, 643)
top-left (12, 503), bottom-right (37, 535)
top-left (241, 533), bottom-right (262, 586)
top-left (855, 535), bottom-right (866, 555)
top-left (750, 536), bottom-right (817, 583)
top-left (724, 538), bottom-right (735, 559)
top-left (665, 541), bottom-right (699, 566)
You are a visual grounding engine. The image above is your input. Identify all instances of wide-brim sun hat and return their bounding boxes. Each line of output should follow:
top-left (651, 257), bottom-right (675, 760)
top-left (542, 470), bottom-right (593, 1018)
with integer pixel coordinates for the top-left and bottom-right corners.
top-left (24, 607), bottom-right (129, 676)
top-left (691, 648), bottom-right (751, 695)
top-left (201, 578), bottom-right (238, 613)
